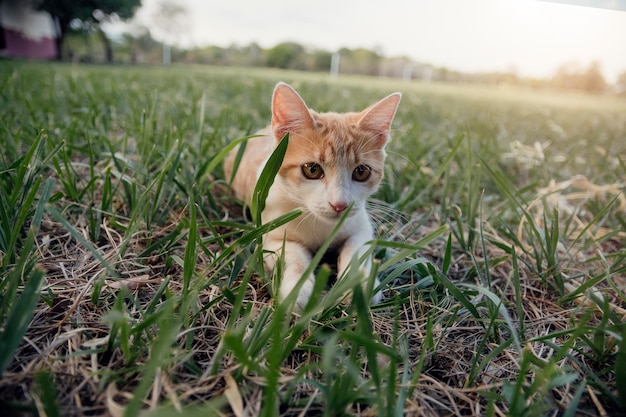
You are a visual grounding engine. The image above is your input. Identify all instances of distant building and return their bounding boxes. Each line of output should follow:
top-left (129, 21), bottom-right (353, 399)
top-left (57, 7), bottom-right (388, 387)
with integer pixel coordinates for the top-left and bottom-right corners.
top-left (0, 0), bottom-right (57, 59)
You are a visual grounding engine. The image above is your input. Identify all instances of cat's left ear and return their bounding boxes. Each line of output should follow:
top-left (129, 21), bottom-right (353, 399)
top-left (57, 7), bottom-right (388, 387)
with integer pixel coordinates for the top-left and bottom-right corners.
top-left (271, 82), bottom-right (315, 142)
top-left (357, 93), bottom-right (402, 147)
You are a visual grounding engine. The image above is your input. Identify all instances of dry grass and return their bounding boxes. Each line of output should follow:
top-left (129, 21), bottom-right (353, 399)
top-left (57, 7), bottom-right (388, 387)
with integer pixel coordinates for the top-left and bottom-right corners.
top-left (1, 62), bottom-right (625, 417)
top-left (4, 200), bottom-right (622, 416)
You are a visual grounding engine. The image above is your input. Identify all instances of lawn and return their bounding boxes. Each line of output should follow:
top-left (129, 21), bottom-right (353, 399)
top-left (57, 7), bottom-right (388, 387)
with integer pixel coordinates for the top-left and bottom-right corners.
top-left (0, 61), bottom-right (625, 417)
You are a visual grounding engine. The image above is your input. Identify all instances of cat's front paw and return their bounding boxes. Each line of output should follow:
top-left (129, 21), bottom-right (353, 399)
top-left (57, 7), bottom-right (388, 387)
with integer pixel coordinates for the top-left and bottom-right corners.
top-left (360, 265), bottom-right (383, 305)
top-left (370, 286), bottom-right (383, 305)
top-left (279, 275), bottom-right (314, 312)
top-left (295, 288), bottom-right (312, 311)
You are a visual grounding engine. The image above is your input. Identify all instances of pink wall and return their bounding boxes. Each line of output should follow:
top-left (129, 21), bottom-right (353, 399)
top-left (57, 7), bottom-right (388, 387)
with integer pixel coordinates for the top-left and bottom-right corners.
top-left (3, 27), bottom-right (56, 59)
top-left (1, 0), bottom-right (58, 59)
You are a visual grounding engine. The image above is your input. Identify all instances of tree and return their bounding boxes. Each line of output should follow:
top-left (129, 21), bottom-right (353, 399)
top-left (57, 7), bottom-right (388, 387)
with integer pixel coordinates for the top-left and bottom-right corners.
top-left (310, 50), bottom-right (332, 72)
top-left (31, 0), bottom-right (141, 62)
top-left (581, 61), bottom-right (606, 93)
top-left (551, 61), bottom-right (607, 93)
top-left (120, 25), bottom-right (160, 64)
top-left (265, 42), bottom-right (305, 69)
top-left (616, 71), bottom-right (626, 95)
top-left (335, 48), bottom-right (382, 76)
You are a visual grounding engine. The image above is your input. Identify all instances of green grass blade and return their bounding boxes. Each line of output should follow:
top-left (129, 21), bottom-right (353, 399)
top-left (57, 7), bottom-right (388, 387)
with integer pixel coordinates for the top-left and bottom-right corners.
top-left (33, 369), bottom-right (61, 417)
top-left (205, 134), bottom-right (259, 182)
top-left (569, 193), bottom-right (620, 250)
top-left (616, 325), bottom-right (626, 410)
top-left (459, 283), bottom-right (522, 352)
top-left (0, 263), bottom-right (44, 376)
top-left (250, 134), bottom-right (288, 225)
top-left (183, 197), bottom-right (197, 299)
top-left (431, 265), bottom-right (483, 324)
top-left (123, 299), bottom-right (180, 417)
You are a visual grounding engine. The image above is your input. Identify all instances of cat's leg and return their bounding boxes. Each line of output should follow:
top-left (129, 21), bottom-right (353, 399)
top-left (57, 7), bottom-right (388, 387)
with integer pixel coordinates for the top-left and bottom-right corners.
top-left (337, 228), bottom-right (382, 305)
top-left (263, 238), bottom-right (314, 311)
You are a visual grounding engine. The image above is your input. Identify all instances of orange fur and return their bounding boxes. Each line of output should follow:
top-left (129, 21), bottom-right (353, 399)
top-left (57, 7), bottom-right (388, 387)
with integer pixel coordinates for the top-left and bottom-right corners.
top-left (224, 82), bottom-right (401, 310)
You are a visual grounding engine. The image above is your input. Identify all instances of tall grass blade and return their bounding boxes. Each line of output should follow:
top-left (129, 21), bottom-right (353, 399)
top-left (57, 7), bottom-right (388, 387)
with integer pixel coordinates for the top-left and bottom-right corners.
top-left (182, 196), bottom-right (197, 299)
top-left (616, 325), bottom-right (626, 410)
top-left (569, 193), bottom-right (620, 250)
top-left (0, 261), bottom-right (44, 376)
top-left (250, 134), bottom-right (288, 225)
top-left (204, 134), bottom-right (259, 182)
top-left (47, 205), bottom-right (118, 279)
top-left (460, 283), bottom-right (521, 352)
top-left (123, 299), bottom-right (180, 417)
top-left (431, 265), bottom-right (482, 323)
top-left (33, 369), bottom-right (61, 417)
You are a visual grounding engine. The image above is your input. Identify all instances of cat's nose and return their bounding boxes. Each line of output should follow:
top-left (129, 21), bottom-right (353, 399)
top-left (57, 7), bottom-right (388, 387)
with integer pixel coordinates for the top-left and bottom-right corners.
top-left (329, 202), bottom-right (348, 213)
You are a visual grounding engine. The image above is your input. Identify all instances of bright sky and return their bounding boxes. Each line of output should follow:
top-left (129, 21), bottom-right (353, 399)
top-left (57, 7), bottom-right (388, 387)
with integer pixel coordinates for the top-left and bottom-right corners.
top-left (129, 0), bottom-right (626, 82)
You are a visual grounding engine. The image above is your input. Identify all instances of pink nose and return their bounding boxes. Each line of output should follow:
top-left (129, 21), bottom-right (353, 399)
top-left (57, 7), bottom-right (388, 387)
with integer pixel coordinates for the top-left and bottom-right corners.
top-left (329, 202), bottom-right (348, 213)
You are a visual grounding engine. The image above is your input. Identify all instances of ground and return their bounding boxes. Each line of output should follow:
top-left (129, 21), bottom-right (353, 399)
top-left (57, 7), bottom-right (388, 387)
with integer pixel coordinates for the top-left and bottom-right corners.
top-left (0, 62), bottom-right (625, 416)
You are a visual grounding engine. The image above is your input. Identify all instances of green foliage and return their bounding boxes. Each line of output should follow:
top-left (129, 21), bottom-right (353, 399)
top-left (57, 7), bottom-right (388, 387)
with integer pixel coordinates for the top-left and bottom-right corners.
top-left (0, 131), bottom-right (58, 268)
top-left (0, 132), bottom-right (55, 377)
top-left (0, 263), bottom-right (45, 377)
top-left (32, 0), bottom-right (141, 22)
top-left (265, 42), bottom-right (306, 69)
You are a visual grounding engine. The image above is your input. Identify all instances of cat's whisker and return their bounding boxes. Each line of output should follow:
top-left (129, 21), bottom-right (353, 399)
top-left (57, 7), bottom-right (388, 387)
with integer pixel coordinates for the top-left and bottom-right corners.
top-left (378, 169), bottom-right (401, 189)
top-left (289, 131), bottom-right (318, 149)
top-left (384, 149), bottom-right (412, 165)
top-left (366, 200), bottom-right (415, 242)
top-left (357, 148), bottom-right (386, 158)
top-left (367, 202), bottom-right (408, 223)
top-left (358, 132), bottom-right (387, 153)
top-left (293, 210), bottom-right (316, 231)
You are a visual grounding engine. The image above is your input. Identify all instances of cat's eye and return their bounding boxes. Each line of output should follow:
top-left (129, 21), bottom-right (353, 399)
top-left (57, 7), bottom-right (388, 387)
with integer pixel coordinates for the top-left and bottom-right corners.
top-left (352, 165), bottom-right (371, 182)
top-left (302, 163), bottom-right (324, 179)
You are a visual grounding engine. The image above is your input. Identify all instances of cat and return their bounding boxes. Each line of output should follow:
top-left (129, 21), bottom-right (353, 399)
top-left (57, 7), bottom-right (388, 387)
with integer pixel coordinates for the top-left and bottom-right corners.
top-left (224, 82), bottom-right (401, 311)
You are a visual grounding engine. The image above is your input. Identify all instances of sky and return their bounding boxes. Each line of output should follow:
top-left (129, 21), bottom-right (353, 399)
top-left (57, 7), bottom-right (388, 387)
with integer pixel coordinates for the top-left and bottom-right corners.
top-left (125, 0), bottom-right (626, 82)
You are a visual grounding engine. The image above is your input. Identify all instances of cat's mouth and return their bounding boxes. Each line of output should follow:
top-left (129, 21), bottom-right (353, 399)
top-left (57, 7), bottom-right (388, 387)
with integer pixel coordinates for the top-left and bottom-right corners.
top-left (316, 207), bottom-right (358, 221)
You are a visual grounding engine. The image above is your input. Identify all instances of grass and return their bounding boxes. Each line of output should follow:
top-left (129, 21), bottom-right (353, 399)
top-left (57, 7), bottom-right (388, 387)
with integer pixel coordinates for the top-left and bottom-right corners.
top-left (0, 60), bottom-right (625, 416)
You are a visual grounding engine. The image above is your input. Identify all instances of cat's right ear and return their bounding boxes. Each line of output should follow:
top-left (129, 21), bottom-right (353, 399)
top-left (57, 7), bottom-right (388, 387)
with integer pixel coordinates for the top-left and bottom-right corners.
top-left (357, 92), bottom-right (402, 148)
top-left (271, 82), bottom-right (315, 142)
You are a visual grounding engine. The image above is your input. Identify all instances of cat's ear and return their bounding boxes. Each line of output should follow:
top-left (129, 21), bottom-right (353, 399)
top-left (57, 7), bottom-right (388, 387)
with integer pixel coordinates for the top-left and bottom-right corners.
top-left (357, 93), bottom-right (402, 147)
top-left (271, 82), bottom-right (315, 142)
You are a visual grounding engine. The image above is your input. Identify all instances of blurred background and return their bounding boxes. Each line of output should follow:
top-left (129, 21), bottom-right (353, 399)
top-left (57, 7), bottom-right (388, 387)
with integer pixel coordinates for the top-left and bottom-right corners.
top-left (1, 0), bottom-right (625, 94)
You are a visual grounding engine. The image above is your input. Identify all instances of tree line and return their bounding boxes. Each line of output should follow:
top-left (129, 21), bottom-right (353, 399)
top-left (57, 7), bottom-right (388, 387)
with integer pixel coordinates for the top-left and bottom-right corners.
top-left (63, 28), bottom-right (624, 95)
top-left (31, 0), bottom-right (625, 94)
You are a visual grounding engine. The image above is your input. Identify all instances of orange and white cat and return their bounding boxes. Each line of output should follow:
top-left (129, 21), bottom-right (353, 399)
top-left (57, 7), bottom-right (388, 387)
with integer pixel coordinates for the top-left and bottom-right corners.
top-left (224, 82), bottom-right (401, 310)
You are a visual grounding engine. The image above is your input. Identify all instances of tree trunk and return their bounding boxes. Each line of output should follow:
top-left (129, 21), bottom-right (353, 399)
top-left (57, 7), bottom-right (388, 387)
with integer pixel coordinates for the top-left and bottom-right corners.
top-left (53, 16), bottom-right (68, 61)
top-left (98, 27), bottom-right (113, 63)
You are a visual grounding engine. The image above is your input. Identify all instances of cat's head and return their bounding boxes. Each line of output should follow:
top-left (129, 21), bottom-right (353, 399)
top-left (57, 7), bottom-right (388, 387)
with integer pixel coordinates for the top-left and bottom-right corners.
top-left (271, 82), bottom-right (401, 222)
